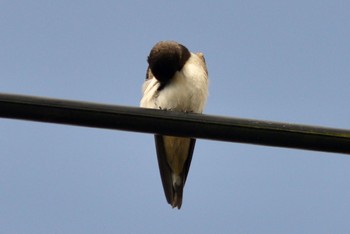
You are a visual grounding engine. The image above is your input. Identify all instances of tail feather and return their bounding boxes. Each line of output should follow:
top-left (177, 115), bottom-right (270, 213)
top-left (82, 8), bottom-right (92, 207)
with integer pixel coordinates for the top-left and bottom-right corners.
top-left (171, 181), bottom-right (184, 209)
top-left (154, 135), bottom-right (196, 209)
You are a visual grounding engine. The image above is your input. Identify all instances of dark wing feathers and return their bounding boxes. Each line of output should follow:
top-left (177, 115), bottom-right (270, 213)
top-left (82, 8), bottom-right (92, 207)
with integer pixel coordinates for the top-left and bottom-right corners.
top-left (154, 135), bottom-right (173, 204)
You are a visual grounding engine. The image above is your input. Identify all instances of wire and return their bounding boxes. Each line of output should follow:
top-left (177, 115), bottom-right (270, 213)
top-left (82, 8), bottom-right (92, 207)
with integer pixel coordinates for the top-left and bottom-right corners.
top-left (1, 92), bottom-right (350, 154)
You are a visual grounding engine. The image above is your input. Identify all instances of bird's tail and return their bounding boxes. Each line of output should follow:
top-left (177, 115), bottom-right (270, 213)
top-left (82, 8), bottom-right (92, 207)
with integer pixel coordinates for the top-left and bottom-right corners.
top-left (171, 174), bottom-right (184, 209)
top-left (154, 135), bottom-right (196, 209)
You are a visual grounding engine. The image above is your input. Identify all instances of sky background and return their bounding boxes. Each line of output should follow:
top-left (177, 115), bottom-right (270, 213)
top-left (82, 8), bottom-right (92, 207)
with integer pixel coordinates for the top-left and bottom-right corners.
top-left (1, 1), bottom-right (350, 233)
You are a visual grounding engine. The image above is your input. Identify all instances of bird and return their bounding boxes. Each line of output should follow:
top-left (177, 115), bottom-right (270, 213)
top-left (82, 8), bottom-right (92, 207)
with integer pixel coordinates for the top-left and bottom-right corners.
top-left (140, 41), bottom-right (208, 209)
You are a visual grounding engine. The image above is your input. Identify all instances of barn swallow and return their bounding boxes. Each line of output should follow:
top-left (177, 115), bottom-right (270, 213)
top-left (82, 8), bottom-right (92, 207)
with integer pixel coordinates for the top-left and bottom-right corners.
top-left (140, 41), bottom-right (208, 209)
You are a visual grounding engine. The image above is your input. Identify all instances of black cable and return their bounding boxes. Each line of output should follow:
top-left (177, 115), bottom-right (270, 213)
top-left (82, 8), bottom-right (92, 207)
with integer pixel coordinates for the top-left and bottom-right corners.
top-left (1, 93), bottom-right (349, 154)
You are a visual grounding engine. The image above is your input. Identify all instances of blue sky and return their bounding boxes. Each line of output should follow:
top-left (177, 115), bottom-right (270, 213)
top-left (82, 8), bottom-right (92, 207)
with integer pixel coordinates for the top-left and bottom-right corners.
top-left (1, 1), bottom-right (350, 233)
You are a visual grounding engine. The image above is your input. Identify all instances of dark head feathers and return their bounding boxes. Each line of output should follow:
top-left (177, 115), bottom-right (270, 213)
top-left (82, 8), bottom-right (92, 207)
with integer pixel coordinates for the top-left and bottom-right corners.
top-left (147, 41), bottom-right (191, 83)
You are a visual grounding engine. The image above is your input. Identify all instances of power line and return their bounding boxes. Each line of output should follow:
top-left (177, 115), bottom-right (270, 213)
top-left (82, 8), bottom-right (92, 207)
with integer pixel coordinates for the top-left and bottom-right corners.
top-left (1, 92), bottom-right (350, 154)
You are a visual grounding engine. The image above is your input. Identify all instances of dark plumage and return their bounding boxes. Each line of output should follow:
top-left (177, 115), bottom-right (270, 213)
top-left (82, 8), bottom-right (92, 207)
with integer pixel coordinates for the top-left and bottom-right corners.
top-left (147, 41), bottom-right (191, 83)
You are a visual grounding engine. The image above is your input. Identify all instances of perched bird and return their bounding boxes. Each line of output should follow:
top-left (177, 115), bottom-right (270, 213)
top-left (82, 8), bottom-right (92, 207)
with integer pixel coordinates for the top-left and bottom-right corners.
top-left (140, 41), bottom-right (208, 209)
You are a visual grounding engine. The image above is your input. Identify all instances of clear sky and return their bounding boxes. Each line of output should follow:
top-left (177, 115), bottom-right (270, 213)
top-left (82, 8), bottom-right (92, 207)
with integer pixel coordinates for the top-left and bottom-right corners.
top-left (1, 1), bottom-right (350, 233)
